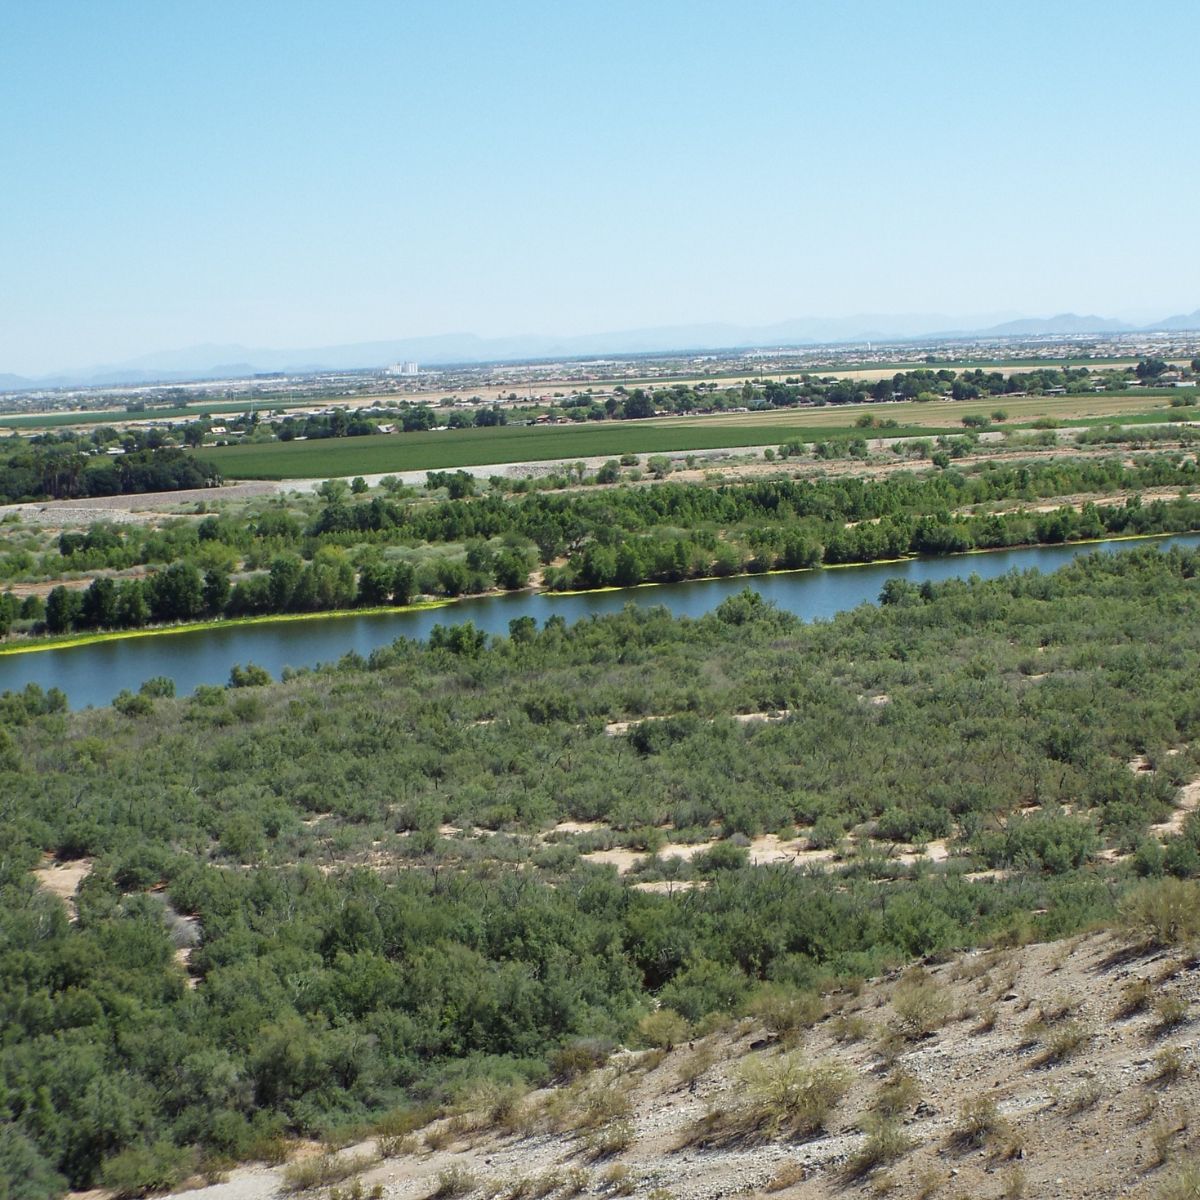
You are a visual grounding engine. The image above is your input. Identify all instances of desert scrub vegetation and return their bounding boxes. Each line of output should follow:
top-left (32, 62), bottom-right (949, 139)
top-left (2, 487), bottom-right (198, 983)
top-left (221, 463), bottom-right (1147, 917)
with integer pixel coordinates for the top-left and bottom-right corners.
top-left (872, 1069), bottom-right (923, 1119)
top-left (15, 546), bottom-right (1200, 1189)
top-left (688, 1054), bottom-right (851, 1146)
top-left (1115, 977), bottom-right (1154, 1019)
top-left (1153, 992), bottom-right (1190, 1035)
top-left (432, 1164), bottom-right (477, 1198)
top-left (1033, 1020), bottom-right (1093, 1066)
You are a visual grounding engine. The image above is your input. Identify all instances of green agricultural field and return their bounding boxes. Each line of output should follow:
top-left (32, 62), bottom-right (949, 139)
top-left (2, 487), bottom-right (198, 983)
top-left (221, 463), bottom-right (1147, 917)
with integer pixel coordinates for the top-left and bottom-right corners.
top-left (0, 397), bottom-right (321, 430)
top-left (198, 389), bottom-right (1186, 480)
top-left (198, 418), bottom-right (962, 478)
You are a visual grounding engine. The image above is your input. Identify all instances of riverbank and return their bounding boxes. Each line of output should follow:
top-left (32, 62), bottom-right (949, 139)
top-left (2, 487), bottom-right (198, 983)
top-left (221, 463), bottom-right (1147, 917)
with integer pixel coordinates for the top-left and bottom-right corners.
top-left (0, 528), bottom-right (1192, 658)
top-left (0, 598), bottom-right (453, 658)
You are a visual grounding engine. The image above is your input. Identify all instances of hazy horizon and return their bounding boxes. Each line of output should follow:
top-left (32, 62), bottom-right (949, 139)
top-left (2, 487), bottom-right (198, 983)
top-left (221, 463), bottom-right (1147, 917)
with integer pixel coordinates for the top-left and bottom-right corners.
top-left (4, 0), bottom-right (1198, 376)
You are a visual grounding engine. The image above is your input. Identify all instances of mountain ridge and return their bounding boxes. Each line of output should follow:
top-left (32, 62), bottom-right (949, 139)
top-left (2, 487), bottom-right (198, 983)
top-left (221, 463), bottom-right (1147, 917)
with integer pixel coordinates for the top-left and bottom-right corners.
top-left (4, 309), bottom-right (1198, 391)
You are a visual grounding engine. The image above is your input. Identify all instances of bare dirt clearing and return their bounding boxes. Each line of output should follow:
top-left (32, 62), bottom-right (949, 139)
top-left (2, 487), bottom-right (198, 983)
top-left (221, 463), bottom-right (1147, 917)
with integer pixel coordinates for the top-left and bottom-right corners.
top-left (32, 856), bottom-right (93, 921)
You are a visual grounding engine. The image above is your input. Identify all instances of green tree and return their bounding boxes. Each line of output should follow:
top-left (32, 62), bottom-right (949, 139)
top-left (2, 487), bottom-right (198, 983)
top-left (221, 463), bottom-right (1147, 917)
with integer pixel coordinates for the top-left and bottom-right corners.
top-left (45, 586), bottom-right (83, 633)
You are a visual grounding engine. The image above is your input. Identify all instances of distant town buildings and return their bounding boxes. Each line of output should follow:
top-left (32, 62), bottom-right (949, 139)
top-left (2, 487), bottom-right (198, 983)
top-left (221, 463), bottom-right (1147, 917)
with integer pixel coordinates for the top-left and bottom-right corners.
top-left (386, 362), bottom-right (420, 377)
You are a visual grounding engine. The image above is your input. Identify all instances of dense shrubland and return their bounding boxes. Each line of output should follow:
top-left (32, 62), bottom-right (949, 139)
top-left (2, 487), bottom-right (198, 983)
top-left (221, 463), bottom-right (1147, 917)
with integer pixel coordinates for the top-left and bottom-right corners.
top-left (5, 547), bottom-right (1200, 1190)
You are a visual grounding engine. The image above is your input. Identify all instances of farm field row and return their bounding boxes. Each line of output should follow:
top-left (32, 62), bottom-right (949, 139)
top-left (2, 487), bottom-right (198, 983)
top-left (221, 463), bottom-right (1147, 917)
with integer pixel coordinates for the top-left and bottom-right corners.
top-left (199, 392), bottom-right (1187, 480)
top-left (196, 419), bottom-right (959, 478)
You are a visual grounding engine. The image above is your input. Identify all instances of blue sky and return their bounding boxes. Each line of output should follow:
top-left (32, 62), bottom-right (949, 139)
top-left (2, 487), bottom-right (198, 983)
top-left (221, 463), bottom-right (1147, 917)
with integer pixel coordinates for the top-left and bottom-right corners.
top-left (2, 0), bottom-right (1198, 374)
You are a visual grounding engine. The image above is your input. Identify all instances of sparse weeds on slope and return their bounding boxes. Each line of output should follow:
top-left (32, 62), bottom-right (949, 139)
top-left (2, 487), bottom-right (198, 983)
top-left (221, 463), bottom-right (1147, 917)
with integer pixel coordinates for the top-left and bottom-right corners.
top-left (1151, 1047), bottom-right (1190, 1088)
top-left (1033, 1020), bottom-right (1092, 1067)
top-left (1154, 992), bottom-right (1190, 1035)
top-left (745, 982), bottom-right (825, 1044)
top-left (1061, 1077), bottom-right (1102, 1114)
top-left (764, 1160), bottom-right (807, 1192)
top-left (1150, 1111), bottom-right (1190, 1168)
top-left (432, 1164), bottom-right (477, 1199)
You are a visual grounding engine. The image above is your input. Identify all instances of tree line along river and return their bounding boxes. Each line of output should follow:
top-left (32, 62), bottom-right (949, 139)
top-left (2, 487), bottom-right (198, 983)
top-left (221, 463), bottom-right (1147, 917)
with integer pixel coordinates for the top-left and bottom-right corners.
top-left (3, 532), bottom-right (1198, 710)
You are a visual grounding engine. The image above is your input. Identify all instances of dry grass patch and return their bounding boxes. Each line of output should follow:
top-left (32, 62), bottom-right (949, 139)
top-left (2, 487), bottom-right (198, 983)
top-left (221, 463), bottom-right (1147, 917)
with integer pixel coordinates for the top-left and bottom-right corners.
top-left (431, 1164), bottom-right (476, 1198)
top-left (1062, 1078), bottom-right (1102, 1114)
top-left (1115, 977), bottom-right (1154, 1019)
top-left (1156, 1159), bottom-right (1200, 1199)
top-left (949, 1095), bottom-right (1007, 1151)
top-left (1154, 992), bottom-right (1190, 1035)
top-left (872, 1069), bottom-right (922, 1119)
top-left (764, 1160), bottom-right (807, 1191)
top-left (1151, 1047), bottom-right (1190, 1087)
top-left (845, 1117), bottom-right (914, 1180)
top-left (281, 1152), bottom-right (379, 1193)
top-left (1034, 1020), bottom-right (1092, 1066)
top-left (746, 983), bottom-right (824, 1043)
top-left (1121, 878), bottom-right (1200, 949)
top-left (688, 1054), bottom-right (851, 1146)
top-left (890, 968), bottom-right (951, 1039)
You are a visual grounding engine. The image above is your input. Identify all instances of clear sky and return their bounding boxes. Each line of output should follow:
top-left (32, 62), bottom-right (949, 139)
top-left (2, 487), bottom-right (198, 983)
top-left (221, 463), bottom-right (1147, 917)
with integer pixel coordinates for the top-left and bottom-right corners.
top-left (2, 0), bottom-right (1198, 374)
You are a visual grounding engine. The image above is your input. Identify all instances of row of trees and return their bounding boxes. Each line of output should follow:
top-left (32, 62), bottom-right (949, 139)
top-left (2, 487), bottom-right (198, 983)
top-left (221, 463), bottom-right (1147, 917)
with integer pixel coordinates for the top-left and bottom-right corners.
top-left (0, 445), bottom-right (219, 504)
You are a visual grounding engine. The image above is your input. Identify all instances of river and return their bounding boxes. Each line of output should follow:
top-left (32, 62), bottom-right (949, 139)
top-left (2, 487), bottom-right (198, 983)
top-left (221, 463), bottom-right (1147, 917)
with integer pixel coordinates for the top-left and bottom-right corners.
top-left (3, 533), bottom-right (1197, 709)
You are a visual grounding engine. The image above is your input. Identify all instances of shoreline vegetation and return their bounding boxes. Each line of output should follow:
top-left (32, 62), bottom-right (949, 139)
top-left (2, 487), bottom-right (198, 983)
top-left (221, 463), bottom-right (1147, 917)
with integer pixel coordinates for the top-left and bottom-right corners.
top-left (0, 528), bottom-right (1187, 659)
top-left (0, 598), bottom-right (454, 658)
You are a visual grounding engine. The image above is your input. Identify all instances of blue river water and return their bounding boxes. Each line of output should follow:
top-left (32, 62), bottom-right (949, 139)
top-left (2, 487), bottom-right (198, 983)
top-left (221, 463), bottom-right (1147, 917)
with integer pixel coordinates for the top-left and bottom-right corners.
top-left (3, 532), bottom-right (1198, 710)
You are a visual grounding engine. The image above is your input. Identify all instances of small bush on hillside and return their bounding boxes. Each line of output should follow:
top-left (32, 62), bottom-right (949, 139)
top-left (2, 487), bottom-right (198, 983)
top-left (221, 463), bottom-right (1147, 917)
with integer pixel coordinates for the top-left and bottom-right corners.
top-left (1035, 1021), bottom-right (1091, 1066)
top-left (99, 1142), bottom-right (193, 1199)
top-left (1115, 977), bottom-right (1154, 1019)
top-left (281, 1154), bottom-right (377, 1193)
top-left (550, 1038), bottom-right (613, 1081)
top-left (432, 1165), bottom-right (477, 1198)
top-left (845, 1117), bottom-right (913, 1179)
top-left (891, 968), bottom-right (951, 1039)
top-left (636, 1009), bottom-right (691, 1049)
top-left (745, 983), bottom-right (824, 1041)
top-left (873, 1069), bottom-right (922, 1118)
top-left (1121, 879), bottom-right (1200, 948)
top-left (689, 1055), bottom-right (851, 1145)
top-left (950, 1096), bottom-right (1006, 1150)
top-left (1151, 1047), bottom-right (1188, 1087)
top-left (1154, 993), bottom-right (1190, 1034)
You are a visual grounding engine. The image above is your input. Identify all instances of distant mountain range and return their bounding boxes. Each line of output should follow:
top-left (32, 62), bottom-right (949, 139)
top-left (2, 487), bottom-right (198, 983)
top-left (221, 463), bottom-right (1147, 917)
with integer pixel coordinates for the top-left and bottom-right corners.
top-left (4, 309), bottom-right (1199, 392)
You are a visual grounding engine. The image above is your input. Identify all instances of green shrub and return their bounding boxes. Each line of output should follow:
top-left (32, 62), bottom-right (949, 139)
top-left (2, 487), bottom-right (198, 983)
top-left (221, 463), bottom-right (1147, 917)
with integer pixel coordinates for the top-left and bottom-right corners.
top-left (99, 1142), bottom-right (193, 1198)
